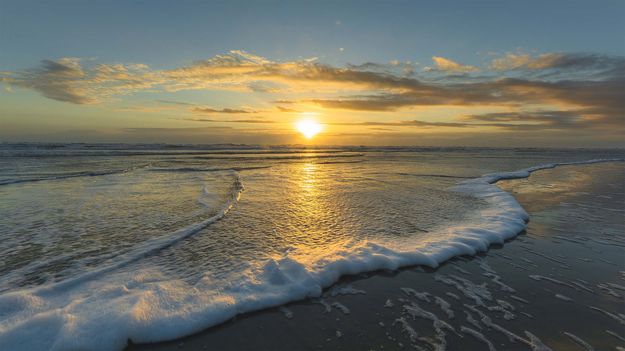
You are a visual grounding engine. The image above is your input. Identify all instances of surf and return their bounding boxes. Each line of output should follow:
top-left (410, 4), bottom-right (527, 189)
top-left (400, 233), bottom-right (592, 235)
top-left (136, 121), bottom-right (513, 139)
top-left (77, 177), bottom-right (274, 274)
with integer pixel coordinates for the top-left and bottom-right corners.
top-left (0, 158), bottom-right (622, 350)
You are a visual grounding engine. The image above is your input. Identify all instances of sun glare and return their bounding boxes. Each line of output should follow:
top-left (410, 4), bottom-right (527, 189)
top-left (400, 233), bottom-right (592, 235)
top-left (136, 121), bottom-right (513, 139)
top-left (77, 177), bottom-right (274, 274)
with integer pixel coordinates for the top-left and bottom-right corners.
top-left (296, 119), bottom-right (323, 139)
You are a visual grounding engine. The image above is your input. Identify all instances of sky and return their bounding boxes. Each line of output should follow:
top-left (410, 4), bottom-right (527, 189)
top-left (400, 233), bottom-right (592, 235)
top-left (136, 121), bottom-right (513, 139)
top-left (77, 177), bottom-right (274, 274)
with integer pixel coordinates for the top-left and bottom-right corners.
top-left (1, 0), bottom-right (624, 147)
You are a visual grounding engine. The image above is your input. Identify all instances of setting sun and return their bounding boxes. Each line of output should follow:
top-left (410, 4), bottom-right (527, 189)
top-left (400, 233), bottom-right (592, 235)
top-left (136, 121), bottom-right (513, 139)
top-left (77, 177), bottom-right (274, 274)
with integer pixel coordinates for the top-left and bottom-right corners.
top-left (296, 119), bottom-right (323, 139)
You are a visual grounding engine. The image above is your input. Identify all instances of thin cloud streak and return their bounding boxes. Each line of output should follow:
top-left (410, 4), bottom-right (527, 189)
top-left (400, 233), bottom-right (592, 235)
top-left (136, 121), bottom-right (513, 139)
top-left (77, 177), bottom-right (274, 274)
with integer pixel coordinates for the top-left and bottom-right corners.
top-left (182, 118), bottom-right (277, 124)
top-left (430, 56), bottom-right (478, 73)
top-left (191, 107), bottom-right (257, 114)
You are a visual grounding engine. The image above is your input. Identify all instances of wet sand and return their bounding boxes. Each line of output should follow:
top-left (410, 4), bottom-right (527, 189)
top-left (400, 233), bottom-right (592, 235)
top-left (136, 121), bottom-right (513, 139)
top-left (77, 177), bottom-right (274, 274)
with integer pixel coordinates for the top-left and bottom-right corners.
top-left (127, 162), bottom-right (625, 351)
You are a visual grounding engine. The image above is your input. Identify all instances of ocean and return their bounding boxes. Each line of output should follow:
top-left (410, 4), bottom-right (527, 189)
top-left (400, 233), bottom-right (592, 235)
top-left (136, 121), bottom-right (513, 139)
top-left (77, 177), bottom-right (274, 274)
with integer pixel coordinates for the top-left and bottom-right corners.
top-left (0, 143), bottom-right (623, 350)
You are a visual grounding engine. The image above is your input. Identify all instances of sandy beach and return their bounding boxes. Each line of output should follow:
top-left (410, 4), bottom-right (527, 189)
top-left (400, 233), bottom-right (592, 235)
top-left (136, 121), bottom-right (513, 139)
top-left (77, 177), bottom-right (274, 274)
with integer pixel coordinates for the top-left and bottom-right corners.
top-left (127, 162), bottom-right (625, 351)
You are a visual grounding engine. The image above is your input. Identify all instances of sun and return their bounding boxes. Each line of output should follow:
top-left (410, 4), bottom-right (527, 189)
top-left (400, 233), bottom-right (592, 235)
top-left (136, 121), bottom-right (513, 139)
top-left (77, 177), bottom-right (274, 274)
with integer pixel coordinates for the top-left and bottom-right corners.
top-left (296, 119), bottom-right (323, 139)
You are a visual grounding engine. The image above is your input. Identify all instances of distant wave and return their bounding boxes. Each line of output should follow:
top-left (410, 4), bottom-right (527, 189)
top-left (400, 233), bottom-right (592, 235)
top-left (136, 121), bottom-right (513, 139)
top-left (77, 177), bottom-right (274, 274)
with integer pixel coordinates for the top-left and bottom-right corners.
top-left (315, 160), bottom-right (364, 164)
top-left (0, 156), bottom-right (362, 186)
top-left (393, 172), bottom-right (476, 179)
top-left (148, 166), bottom-right (272, 173)
top-left (0, 164), bottom-right (151, 186)
top-left (1, 148), bottom-right (352, 158)
top-left (192, 153), bottom-right (364, 161)
top-left (0, 164), bottom-right (270, 186)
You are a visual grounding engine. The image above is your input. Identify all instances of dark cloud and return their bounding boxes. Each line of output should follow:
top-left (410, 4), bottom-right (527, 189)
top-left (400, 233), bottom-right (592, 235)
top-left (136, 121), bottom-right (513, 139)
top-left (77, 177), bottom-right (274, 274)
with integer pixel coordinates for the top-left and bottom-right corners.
top-left (368, 127), bottom-right (394, 131)
top-left (542, 53), bottom-right (624, 72)
top-left (156, 99), bottom-right (197, 106)
top-left (462, 111), bottom-right (577, 131)
top-left (491, 52), bottom-right (625, 74)
top-left (466, 108), bottom-right (624, 131)
top-left (347, 62), bottom-right (387, 71)
top-left (276, 106), bottom-right (299, 112)
top-left (328, 120), bottom-right (473, 128)
top-left (466, 110), bottom-right (579, 124)
top-left (328, 107), bottom-right (624, 132)
top-left (121, 126), bottom-right (233, 133)
top-left (183, 118), bottom-right (276, 124)
top-left (1, 58), bottom-right (156, 104)
top-left (309, 76), bottom-right (625, 133)
top-left (2, 58), bottom-right (93, 104)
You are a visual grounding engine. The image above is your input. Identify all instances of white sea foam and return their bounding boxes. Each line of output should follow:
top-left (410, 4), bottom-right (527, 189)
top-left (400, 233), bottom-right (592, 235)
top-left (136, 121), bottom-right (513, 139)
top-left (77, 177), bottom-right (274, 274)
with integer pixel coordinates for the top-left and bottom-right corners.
top-left (555, 294), bottom-right (573, 302)
top-left (461, 326), bottom-right (496, 351)
top-left (464, 310), bottom-right (482, 330)
top-left (596, 283), bottom-right (623, 298)
top-left (0, 158), bottom-right (622, 350)
top-left (434, 296), bottom-right (455, 319)
top-left (312, 298), bottom-right (332, 313)
top-left (278, 306), bottom-right (294, 319)
top-left (465, 304), bottom-right (553, 350)
top-left (330, 302), bottom-right (350, 314)
top-left (608, 283), bottom-right (625, 291)
top-left (402, 301), bottom-right (456, 350)
top-left (486, 300), bottom-right (515, 320)
top-left (393, 317), bottom-right (420, 344)
top-left (510, 295), bottom-right (529, 304)
top-left (606, 330), bottom-right (625, 342)
top-left (400, 288), bottom-right (432, 302)
top-left (588, 306), bottom-right (625, 325)
top-left (434, 274), bottom-right (492, 306)
top-left (325, 284), bottom-right (366, 297)
top-left (445, 292), bottom-right (460, 300)
top-left (562, 332), bottom-right (595, 351)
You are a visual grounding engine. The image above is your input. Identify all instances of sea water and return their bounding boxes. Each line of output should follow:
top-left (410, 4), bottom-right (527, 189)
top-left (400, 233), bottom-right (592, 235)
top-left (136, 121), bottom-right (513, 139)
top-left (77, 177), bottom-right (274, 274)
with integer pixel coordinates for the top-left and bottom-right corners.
top-left (0, 144), bottom-right (623, 350)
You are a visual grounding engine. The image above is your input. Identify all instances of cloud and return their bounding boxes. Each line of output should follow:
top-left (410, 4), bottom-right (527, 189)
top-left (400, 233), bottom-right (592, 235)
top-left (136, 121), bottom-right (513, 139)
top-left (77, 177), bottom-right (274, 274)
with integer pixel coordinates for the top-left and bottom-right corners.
top-left (1, 50), bottom-right (623, 136)
top-left (463, 110), bottom-right (581, 130)
top-left (347, 60), bottom-right (417, 76)
top-left (115, 105), bottom-right (179, 113)
top-left (191, 107), bottom-right (257, 114)
top-left (307, 76), bottom-right (625, 131)
top-left (328, 120), bottom-right (473, 128)
top-left (340, 109), bottom-right (621, 131)
top-left (430, 56), bottom-right (478, 73)
top-left (466, 110), bottom-right (577, 123)
top-left (491, 53), bottom-right (558, 71)
top-left (156, 99), bottom-right (197, 106)
top-left (1, 50), bottom-right (441, 104)
top-left (276, 106), bottom-right (299, 112)
top-left (0, 58), bottom-right (159, 104)
top-left (121, 126), bottom-right (233, 133)
top-left (325, 115), bottom-right (582, 131)
top-left (183, 118), bottom-right (277, 124)
top-left (1, 58), bottom-right (94, 104)
top-left (489, 52), bottom-right (625, 78)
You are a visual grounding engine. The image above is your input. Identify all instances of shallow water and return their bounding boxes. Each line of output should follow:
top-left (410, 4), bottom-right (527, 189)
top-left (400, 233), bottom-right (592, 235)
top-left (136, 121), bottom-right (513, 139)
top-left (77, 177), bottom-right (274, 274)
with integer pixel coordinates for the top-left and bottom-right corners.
top-left (0, 144), bottom-right (623, 350)
top-left (127, 162), bottom-right (625, 351)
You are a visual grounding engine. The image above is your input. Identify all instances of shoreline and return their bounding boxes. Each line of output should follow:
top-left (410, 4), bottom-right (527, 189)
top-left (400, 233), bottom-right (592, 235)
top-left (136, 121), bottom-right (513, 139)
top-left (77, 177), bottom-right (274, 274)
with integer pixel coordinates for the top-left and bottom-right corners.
top-left (128, 161), bottom-right (625, 350)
